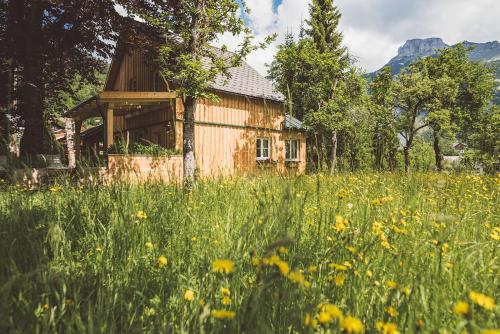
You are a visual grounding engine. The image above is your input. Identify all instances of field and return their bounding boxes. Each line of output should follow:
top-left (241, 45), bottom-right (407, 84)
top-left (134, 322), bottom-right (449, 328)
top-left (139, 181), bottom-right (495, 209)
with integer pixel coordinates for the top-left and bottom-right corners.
top-left (0, 173), bottom-right (498, 333)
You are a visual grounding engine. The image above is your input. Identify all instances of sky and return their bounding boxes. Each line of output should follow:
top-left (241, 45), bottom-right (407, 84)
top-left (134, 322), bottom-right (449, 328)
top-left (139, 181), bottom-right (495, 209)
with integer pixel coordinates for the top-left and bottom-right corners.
top-left (214, 0), bottom-right (500, 75)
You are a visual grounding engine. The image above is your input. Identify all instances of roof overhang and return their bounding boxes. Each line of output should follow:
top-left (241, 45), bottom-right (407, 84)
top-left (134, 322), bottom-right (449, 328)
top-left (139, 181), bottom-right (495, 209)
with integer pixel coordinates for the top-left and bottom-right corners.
top-left (64, 91), bottom-right (177, 122)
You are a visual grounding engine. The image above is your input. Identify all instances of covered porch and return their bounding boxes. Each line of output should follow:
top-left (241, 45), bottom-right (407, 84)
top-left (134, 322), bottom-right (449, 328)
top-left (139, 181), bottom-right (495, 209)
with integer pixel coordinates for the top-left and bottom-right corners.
top-left (65, 91), bottom-right (184, 183)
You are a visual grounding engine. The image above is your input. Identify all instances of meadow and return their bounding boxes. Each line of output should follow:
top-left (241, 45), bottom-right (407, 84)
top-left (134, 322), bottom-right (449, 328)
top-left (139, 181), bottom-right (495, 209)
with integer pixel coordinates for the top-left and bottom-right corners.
top-left (0, 173), bottom-right (498, 333)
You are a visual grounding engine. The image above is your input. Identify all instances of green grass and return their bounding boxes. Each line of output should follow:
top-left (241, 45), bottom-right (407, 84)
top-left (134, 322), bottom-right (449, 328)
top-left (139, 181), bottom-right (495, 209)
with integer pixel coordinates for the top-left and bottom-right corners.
top-left (0, 173), bottom-right (498, 333)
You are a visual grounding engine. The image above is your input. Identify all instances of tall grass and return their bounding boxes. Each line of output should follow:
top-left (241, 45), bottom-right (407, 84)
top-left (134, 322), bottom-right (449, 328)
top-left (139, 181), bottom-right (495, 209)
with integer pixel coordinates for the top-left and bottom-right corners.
top-left (0, 173), bottom-right (498, 333)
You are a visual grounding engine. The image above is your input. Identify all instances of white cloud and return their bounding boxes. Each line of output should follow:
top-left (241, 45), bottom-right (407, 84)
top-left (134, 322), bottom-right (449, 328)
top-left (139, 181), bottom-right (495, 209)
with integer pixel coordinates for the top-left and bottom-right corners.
top-left (217, 0), bottom-right (500, 75)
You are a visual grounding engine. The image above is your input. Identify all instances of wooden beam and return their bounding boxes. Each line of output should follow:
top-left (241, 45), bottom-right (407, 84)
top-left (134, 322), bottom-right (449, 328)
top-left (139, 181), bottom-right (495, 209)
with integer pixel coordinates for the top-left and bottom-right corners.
top-left (99, 91), bottom-right (177, 103)
top-left (106, 105), bottom-right (114, 149)
top-left (74, 120), bottom-right (82, 164)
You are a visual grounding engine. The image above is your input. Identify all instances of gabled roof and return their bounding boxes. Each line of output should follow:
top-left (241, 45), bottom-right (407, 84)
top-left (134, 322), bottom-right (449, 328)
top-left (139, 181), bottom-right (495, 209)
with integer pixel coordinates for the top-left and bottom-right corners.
top-left (104, 29), bottom-right (284, 102)
top-left (210, 55), bottom-right (284, 102)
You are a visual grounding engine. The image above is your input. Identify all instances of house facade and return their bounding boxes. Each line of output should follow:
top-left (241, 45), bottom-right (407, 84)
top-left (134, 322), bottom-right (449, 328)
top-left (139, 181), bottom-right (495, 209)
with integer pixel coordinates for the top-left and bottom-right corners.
top-left (66, 48), bottom-right (306, 182)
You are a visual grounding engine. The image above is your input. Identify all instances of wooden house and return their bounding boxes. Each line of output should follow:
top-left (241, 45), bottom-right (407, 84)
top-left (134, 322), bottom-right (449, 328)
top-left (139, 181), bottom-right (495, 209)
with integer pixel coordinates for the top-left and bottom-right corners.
top-left (65, 45), bottom-right (306, 182)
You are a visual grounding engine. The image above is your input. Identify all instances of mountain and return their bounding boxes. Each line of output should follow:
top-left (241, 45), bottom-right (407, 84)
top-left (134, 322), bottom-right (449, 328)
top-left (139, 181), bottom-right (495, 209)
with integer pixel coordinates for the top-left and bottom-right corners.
top-left (368, 38), bottom-right (500, 103)
top-left (369, 38), bottom-right (500, 77)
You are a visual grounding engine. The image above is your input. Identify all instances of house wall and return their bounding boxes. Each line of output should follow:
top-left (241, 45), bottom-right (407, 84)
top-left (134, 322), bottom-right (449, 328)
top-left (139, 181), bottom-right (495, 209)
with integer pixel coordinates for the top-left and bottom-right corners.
top-left (176, 93), bottom-right (306, 178)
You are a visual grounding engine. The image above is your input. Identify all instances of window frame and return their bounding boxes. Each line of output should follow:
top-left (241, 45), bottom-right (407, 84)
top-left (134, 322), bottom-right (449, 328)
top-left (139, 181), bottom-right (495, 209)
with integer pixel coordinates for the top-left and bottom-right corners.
top-left (256, 137), bottom-right (271, 161)
top-left (285, 139), bottom-right (300, 162)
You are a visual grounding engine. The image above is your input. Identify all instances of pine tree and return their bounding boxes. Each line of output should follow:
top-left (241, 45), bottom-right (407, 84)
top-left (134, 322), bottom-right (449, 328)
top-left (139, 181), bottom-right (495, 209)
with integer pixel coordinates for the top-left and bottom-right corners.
top-left (306, 0), bottom-right (348, 64)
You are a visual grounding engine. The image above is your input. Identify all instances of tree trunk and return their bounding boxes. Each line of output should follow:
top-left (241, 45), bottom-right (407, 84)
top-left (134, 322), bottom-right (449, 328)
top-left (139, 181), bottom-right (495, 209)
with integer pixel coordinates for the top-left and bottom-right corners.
top-left (433, 130), bottom-right (443, 172)
top-left (183, 96), bottom-right (196, 188)
top-left (19, 2), bottom-right (45, 160)
top-left (403, 146), bottom-right (410, 174)
top-left (329, 130), bottom-right (337, 175)
top-left (0, 58), bottom-right (13, 155)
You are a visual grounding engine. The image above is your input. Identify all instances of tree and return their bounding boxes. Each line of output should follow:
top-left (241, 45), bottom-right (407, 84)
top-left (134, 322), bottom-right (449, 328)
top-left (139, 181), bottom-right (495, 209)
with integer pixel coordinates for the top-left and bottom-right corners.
top-left (370, 66), bottom-right (398, 171)
top-left (0, 0), bottom-right (140, 161)
top-left (422, 45), bottom-right (496, 170)
top-left (132, 0), bottom-right (272, 187)
top-left (269, 0), bottom-right (351, 173)
top-left (462, 105), bottom-right (499, 173)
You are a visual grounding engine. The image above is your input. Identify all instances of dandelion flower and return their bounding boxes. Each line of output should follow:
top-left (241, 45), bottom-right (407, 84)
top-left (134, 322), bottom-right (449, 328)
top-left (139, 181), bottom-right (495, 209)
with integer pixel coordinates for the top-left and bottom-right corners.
top-left (341, 316), bottom-right (364, 333)
top-left (387, 281), bottom-right (398, 289)
top-left (469, 291), bottom-right (496, 310)
top-left (376, 322), bottom-right (400, 334)
top-left (277, 246), bottom-right (288, 254)
top-left (211, 309), bottom-right (236, 320)
top-left (222, 296), bottom-right (231, 305)
top-left (212, 259), bottom-right (235, 274)
top-left (318, 303), bottom-right (343, 320)
top-left (385, 306), bottom-right (399, 317)
top-left (145, 242), bottom-right (154, 250)
top-left (335, 273), bottom-right (346, 286)
top-left (481, 330), bottom-right (500, 334)
top-left (184, 290), bottom-right (194, 301)
top-left (135, 211), bottom-right (147, 219)
top-left (318, 311), bottom-right (333, 324)
top-left (220, 287), bottom-right (230, 296)
top-left (453, 301), bottom-right (470, 316)
top-left (158, 255), bottom-right (168, 268)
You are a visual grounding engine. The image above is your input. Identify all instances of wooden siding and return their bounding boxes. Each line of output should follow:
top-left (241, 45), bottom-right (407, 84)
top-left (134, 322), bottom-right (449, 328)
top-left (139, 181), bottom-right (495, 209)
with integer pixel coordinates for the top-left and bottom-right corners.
top-left (176, 93), bottom-right (306, 177)
top-left (112, 49), bottom-right (167, 92)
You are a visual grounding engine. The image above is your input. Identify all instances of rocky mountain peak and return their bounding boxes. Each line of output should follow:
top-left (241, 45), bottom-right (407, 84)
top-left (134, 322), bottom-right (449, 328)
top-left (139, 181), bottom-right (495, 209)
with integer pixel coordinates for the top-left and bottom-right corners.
top-left (397, 38), bottom-right (448, 58)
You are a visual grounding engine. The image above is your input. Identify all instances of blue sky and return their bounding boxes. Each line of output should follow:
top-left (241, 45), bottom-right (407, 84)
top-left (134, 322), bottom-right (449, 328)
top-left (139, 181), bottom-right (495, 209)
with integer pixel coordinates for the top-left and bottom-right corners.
top-left (221, 0), bottom-right (500, 75)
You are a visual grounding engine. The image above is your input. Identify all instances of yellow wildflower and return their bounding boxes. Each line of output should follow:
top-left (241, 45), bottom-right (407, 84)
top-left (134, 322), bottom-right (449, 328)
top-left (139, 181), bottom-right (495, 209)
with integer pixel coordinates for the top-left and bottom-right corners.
top-left (481, 330), bottom-right (500, 334)
top-left (469, 291), bottom-right (496, 310)
top-left (387, 280), bottom-right (398, 289)
top-left (184, 290), bottom-right (194, 301)
top-left (318, 303), bottom-right (343, 320)
top-left (277, 246), bottom-right (288, 254)
top-left (307, 265), bottom-right (318, 273)
top-left (376, 322), bottom-right (400, 334)
top-left (386, 306), bottom-right (399, 317)
top-left (220, 287), bottom-right (230, 296)
top-left (329, 263), bottom-right (349, 271)
top-left (134, 211), bottom-right (147, 219)
top-left (158, 255), bottom-right (168, 268)
top-left (366, 270), bottom-right (373, 278)
top-left (276, 260), bottom-right (290, 276)
top-left (212, 259), bottom-right (235, 274)
top-left (401, 287), bottom-right (411, 297)
top-left (145, 241), bottom-right (154, 250)
top-left (222, 296), bottom-right (231, 305)
top-left (335, 215), bottom-right (349, 232)
top-left (318, 311), bottom-right (333, 324)
top-left (335, 273), bottom-right (346, 286)
top-left (341, 316), bottom-right (364, 333)
top-left (211, 309), bottom-right (236, 320)
top-left (453, 301), bottom-right (470, 316)
top-left (288, 271), bottom-right (310, 288)
top-left (492, 227), bottom-right (500, 241)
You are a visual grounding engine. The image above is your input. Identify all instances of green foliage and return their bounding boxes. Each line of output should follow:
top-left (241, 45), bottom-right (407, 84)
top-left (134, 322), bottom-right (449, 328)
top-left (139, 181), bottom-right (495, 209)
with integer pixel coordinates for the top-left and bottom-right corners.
top-left (0, 174), bottom-right (498, 332)
top-left (141, 0), bottom-right (274, 100)
top-left (461, 105), bottom-right (500, 173)
top-left (370, 66), bottom-right (399, 170)
top-left (109, 138), bottom-right (180, 157)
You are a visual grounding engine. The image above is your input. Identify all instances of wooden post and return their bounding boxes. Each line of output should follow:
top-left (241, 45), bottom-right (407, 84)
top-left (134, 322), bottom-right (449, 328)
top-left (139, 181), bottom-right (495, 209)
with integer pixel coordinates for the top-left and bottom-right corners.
top-left (69, 119), bottom-right (82, 167)
top-left (106, 104), bottom-right (114, 150)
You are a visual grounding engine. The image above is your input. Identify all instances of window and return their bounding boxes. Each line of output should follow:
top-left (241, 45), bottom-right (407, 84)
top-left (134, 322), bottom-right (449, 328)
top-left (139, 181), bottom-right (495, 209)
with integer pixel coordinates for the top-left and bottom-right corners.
top-left (285, 139), bottom-right (299, 161)
top-left (256, 138), bottom-right (270, 160)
